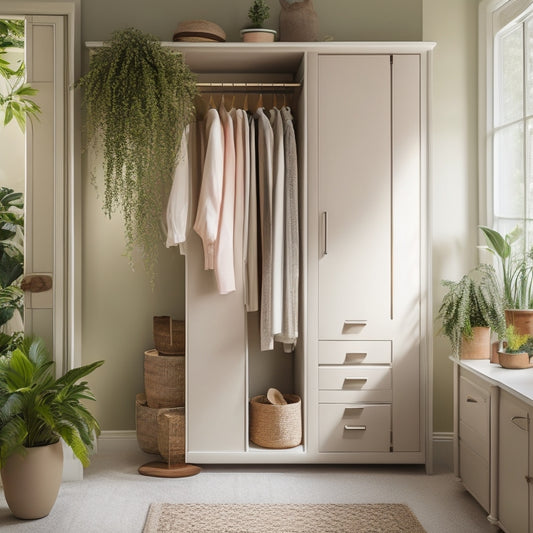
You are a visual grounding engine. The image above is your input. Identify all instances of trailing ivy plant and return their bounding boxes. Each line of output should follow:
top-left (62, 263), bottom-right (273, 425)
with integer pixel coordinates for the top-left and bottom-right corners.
top-left (76, 28), bottom-right (197, 280)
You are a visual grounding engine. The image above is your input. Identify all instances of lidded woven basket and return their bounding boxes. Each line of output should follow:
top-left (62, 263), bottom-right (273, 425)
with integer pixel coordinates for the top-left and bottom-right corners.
top-left (153, 316), bottom-right (185, 355)
top-left (249, 394), bottom-right (302, 449)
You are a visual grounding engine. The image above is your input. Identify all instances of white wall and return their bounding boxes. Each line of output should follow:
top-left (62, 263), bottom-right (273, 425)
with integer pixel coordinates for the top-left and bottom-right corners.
top-left (423, 0), bottom-right (480, 431)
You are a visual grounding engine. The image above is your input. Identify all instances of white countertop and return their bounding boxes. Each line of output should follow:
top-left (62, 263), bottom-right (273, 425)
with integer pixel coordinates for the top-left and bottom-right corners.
top-left (455, 358), bottom-right (533, 406)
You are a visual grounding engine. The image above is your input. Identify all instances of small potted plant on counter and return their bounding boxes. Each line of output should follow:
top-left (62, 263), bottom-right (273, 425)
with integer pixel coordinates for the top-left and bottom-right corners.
top-left (497, 324), bottom-right (533, 369)
top-left (241, 0), bottom-right (277, 42)
top-left (438, 263), bottom-right (506, 359)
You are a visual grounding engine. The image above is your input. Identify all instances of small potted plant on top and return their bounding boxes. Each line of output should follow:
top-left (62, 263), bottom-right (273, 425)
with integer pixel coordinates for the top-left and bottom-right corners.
top-left (497, 324), bottom-right (533, 369)
top-left (438, 263), bottom-right (506, 360)
top-left (241, 0), bottom-right (277, 42)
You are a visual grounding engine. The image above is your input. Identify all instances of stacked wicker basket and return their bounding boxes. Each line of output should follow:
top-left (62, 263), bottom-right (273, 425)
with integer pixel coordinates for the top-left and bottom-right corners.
top-left (136, 316), bottom-right (186, 464)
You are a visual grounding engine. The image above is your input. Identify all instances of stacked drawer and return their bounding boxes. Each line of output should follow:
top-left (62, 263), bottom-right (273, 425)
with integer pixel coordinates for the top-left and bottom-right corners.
top-left (318, 340), bottom-right (392, 453)
top-left (458, 375), bottom-right (490, 511)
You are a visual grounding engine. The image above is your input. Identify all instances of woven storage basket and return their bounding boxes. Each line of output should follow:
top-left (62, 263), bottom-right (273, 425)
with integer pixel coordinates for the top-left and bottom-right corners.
top-left (153, 316), bottom-right (185, 355)
top-left (157, 409), bottom-right (185, 464)
top-left (249, 394), bottom-right (302, 449)
top-left (135, 393), bottom-right (182, 455)
top-left (144, 350), bottom-right (185, 409)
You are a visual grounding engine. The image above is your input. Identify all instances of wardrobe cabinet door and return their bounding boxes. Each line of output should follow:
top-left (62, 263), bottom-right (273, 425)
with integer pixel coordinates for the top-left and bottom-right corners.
top-left (317, 55), bottom-right (392, 340)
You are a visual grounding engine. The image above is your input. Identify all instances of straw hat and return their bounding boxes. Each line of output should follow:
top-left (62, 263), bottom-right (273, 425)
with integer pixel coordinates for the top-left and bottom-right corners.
top-left (172, 20), bottom-right (226, 42)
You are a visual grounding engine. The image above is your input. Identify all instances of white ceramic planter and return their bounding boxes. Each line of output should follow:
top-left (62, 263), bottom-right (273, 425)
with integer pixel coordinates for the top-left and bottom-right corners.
top-left (240, 28), bottom-right (277, 42)
top-left (1, 440), bottom-right (63, 519)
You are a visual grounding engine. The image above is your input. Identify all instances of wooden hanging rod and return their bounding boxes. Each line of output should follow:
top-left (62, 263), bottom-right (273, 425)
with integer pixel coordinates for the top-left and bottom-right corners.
top-left (196, 82), bottom-right (301, 89)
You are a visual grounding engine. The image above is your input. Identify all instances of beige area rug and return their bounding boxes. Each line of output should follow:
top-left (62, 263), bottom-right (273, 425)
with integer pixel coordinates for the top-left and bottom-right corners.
top-left (143, 503), bottom-right (426, 533)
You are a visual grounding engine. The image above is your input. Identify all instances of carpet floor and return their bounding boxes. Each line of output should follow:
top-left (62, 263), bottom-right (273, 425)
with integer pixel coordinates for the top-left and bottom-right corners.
top-left (143, 503), bottom-right (426, 533)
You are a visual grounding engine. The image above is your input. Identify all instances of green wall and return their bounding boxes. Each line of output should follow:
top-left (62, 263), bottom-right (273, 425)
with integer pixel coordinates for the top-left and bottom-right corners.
top-left (81, 0), bottom-right (476, 437)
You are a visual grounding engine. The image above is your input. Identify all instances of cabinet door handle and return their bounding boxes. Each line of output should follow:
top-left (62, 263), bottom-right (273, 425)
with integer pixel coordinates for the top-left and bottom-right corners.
top-left (466, 397), bottom-right (478, 403)
top-left (345, 377), bottom-right (368, 382)
top-left (511, 416), bottom-right (529, 432)
top-left (322, 211), bottom-right (328, 255)
top-left (344, 425), bottom-right (366, 431)
top-left (344, 320), bottom-right (368, 326)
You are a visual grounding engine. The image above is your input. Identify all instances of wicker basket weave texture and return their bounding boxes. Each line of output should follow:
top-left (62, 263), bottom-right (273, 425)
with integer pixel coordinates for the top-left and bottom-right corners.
top-left (249, 394), bottom-right (302, 449)
top-left (135, 393), bottom-right (182, 455)
top-left (157, 410), bottom-right (185, 463)
top-left (153, 316), bottom-right (185, 355)
top-left (144, 349), bottom-right (185, 409)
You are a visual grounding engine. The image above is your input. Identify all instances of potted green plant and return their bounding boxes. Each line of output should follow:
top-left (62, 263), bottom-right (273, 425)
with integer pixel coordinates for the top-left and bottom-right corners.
top-left (0, 337), bottom-right (104, 519)
top-left (479, 225), bottom-right (533, 334)
top-left (0, 186), bottom-right (24, 356)
top-left (497, 324), bottom-right (533, 369)
top-left (438, 263), bottom-right (506, 359)
top-left (241, 0), bottom-right (277, 42)
top-left (76, 28), bottom-right (197, 282)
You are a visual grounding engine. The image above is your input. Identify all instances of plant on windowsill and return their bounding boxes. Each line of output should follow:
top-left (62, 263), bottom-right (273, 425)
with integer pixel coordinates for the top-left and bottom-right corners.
top-left (241, 0), bottom-right (277, 42)
top-left (438, 263), bottom-right (506, 359)
top-left (0, 337), bottom-right (104, 519)
top-left (479, 225), bottom-right (533, 335)
top-left (76, 28), bottom-right (197, 283)
top-left (497, 324), bottom-right (533, 369)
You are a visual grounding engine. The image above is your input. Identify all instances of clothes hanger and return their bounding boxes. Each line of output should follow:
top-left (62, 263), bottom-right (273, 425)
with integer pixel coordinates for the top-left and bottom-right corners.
top-left (257, 92), bottom-right (263, 110)
top-left (243, 91), bottom-right (249, 112)
top-left (208, 94), bottom-right (215, 109)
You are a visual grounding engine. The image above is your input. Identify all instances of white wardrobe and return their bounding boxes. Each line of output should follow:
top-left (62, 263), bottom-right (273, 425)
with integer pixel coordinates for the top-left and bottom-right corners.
top-left (178, 42), bottom-right (433, 466)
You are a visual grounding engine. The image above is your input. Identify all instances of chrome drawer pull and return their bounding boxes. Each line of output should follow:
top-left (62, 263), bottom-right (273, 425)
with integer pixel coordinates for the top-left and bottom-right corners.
top-left (511, 416), bottom-right (529, 432)
top-left (466, 397), bottom-right (478, 403)
top-left (344, 320), bottom-right (368, 326)
top-left (344, 425), bottom-right (366, 431)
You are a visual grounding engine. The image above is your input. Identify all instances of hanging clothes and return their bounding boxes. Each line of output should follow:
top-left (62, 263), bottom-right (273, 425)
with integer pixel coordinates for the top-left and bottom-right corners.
top-left (232, 108), bottom-right (246, 300)
top-left (165, 124), bottom-right (190, 250)
top-left (270, 107), bottom-right (285, 338)
top-left (275, 106), bottom-right (299, 352)
top-left (193, 108), bottom-right (224, 270)
top-left (256, 107), bottom-right (275, 351)
top-left (244, 113), bottom-right (259, 312)
top-left (214, 103), bottom-right (236, 294)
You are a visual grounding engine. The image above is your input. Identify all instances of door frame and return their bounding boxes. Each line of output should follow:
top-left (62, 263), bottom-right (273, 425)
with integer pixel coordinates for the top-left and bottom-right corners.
top-left (0, 1), bottom-right (81, 374)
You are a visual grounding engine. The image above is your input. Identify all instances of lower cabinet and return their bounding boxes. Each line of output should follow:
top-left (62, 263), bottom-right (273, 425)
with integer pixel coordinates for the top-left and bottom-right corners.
top-left (498, 390), bottom-right (529, 533)
top-left (456, 363), bottom-right (533, 532)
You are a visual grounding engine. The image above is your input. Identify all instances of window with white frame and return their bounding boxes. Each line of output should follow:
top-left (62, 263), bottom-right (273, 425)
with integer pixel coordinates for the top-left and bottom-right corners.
top-left (481, 0), bottom-right (533, 248)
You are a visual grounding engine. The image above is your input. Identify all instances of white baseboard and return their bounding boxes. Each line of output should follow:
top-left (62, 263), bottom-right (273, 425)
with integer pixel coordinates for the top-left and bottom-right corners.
top-left (93, 430), bottom-right (455, 473)
top-left (96, 430), bottom-right (139, 454)
top-left (432, 432), bottom-right (453, 472)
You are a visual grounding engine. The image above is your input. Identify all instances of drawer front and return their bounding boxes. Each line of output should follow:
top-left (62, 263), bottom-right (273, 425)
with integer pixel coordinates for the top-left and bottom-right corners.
top-left (319, 341), bottom-right (392, 365)
top-left (459, 376), bottom-right (490, 441)
top-left (319, 389), bottom-right (393, 404)
top-left (319, 404), bottom-right (391, 452)
top-left (319, 366), bottom-right (391, 391)
top-left (460, 441), bottom-right (489, 512)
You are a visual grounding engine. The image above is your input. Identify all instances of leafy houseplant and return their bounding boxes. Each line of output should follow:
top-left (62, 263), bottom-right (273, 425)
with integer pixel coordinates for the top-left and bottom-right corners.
top-left (0, 19), bottom-right (40, 131)
top-left (438, 263), bottom-right (506, 359)
top-left (479, 225), bottom-right (533, 309)
top-left (0, 337), bottom-right (104, 518)
top-left (241, 0), bottom-right (277, 41)
top-left (77, 28), bottom-right (197, 281)
top-left (0, 187), bottom-right (24, 356)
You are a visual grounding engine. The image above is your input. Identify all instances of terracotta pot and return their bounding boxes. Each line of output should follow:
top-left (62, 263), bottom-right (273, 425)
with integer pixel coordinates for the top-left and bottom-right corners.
top-left (240, 28), bottom-right (277, 42)
top-left (1, 440), bottom-right (63, 519)
top-left (505, 309), bottom-right (533, 336)
top-left (460, 327), bottom-right (491, 360)
top-left (498, 350), bottom-right (533, 369)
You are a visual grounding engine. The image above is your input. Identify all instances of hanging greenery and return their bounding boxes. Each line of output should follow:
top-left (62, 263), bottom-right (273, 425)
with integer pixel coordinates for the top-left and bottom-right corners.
top-left (76, 28), bottom-right (197, 279)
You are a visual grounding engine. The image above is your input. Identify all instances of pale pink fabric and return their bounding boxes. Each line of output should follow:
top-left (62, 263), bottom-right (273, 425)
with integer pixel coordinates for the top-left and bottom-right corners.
top-left (193, 109), bottom-right (224, 270)
top-left (215, 103), bottom-right (236, 294)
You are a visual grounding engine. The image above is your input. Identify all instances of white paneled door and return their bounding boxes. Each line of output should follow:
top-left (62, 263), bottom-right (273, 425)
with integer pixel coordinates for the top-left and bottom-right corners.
top-left (24, 16), bottom-right (67, 376)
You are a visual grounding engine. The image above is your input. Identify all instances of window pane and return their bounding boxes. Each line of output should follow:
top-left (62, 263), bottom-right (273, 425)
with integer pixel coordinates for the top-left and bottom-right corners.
top-left (494, 122), bottom-right (524, 219)
top-left (496, 24), bottom-right (524, 125)
top-left (527, 17), bottom-right (533, 114)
